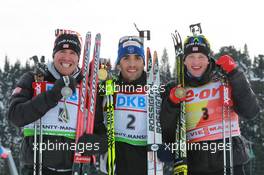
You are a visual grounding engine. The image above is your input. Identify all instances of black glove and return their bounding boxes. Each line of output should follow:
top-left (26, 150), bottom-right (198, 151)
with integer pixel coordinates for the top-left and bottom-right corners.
top-left (157, 144), bottom-right (174, 162)
top-left (162, 81), bottom-right (177, 99)
top-left (46, 76), bottom-right (76, 103)
top-left (77, 133), bottom-right (108, 156)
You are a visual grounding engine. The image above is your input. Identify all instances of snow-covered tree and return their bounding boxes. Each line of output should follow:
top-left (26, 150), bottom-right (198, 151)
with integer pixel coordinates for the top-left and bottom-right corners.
top-left (160, 48), bottom-right (172, 84)
top-left (0, 56), bottom-right (32, 174)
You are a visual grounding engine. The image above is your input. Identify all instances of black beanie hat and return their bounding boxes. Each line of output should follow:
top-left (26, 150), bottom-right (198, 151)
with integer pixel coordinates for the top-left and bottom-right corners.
top-left (53, 34), bottom-right (81, 57)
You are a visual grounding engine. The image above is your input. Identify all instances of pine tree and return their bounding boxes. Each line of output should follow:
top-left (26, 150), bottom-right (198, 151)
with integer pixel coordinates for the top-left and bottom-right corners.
top-left (159, 48), bottom-right (171, 84)
top-left (258, 55), bottom-right (264, 79)
top-left (0, 56), bottom-right (32, 174)
top-left (252, 55), bottom-right (264, 79)
top-left (242, 44), bottom-right (251, 66)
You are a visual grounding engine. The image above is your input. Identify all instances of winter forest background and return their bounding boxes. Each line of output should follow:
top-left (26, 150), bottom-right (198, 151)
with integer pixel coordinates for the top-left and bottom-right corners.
top-left (0, 44), bottom-right (263, 174)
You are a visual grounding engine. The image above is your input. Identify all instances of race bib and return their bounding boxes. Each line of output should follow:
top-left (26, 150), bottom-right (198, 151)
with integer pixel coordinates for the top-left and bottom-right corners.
top-left (114, 93), bottom-right (147, 146)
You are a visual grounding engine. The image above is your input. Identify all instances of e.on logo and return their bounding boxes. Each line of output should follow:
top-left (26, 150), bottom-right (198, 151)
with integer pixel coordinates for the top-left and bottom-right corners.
top-left (185, 82), bottom-right (221, 103)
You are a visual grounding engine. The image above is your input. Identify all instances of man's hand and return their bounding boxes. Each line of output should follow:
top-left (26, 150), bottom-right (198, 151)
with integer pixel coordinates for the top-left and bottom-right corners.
top-left (216, 55), bottom-right (237, 74)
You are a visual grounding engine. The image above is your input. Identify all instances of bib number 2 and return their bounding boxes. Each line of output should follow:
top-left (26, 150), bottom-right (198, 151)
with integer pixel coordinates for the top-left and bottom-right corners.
top-left (126, 114), bottom-right (136, 130)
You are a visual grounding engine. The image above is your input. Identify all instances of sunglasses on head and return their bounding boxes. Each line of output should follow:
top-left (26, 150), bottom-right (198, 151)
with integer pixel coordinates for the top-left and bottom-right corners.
top-left (119, 36), bottom-right (143, 46)
top-left (184, 35), bottom-right (209, 46)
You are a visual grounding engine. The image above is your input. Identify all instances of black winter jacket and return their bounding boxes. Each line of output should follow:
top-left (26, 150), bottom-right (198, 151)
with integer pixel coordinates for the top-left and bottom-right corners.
top-left (160, 62), bottom-right (260, 173)
top-left (7, 69), bottom-right (88, 170)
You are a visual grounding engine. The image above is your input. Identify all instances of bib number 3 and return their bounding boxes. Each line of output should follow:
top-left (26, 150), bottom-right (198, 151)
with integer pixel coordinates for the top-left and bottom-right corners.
top-left (202, 107), bottom-right (209, 120)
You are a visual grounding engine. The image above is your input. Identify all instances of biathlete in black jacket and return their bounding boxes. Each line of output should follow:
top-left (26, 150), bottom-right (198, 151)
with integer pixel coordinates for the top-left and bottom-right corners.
top-left (8, 30), bottom-right (105, 175)
top-left (160, 34), bottom-right (260, 175)
top-left (81, 35), bottom-right (148, 175)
